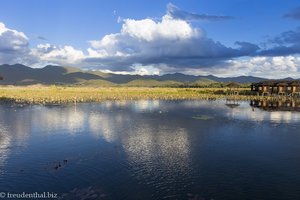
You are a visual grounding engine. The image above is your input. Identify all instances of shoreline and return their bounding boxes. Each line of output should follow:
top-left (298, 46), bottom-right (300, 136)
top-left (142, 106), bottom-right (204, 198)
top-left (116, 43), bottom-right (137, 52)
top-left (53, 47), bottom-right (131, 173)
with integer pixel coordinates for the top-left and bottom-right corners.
top-left (0, 86), bottom-right (296, 105)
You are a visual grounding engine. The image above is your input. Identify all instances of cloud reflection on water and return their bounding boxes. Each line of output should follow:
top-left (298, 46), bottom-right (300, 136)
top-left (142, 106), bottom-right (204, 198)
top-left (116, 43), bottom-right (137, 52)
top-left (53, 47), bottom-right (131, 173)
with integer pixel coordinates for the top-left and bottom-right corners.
top-left (88, 112), bottom-right (121, 142)
top-left (0, 108), bottom-right (32, 173)
top-left (122, 124), bottom-right (190, 169)
top-left (0, 126), bottom-right (11, 174)
top-left (1, 100), bottom-right (300, 175)
top-left (86, 101), bottom-right (192, 186)
top-left (28, 106), bottom-right (86, 135)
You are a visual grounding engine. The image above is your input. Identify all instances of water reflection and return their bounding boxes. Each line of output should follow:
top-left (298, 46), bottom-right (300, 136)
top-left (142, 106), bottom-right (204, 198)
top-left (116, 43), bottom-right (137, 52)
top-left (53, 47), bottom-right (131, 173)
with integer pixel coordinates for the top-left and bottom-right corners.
top-left (131, 100), bottom-right (160, 112)
top-left (0, 107), bottom-right (31, 145)
top-left (1, 100), bottom-right (300, 142)
top-left (123, 124), bottom-right (190, 170)
top-left (1, 100), bottom-right (300, 199)
top-left (250, 99), bottom-right (300, 111)
top-left (174, 99), bottom-right (300, 124)
top-left (0, 125), bottom-right (11, 174)
top-left (221, 100), bottom-right (300, 123)
top-left (31, 106), bottom-right (85, 134)
top-left (99, 100), bottom-right (161, 113)
top-left (0, 107), bottom-right (31, 173)
top-left (88, 106), bottom-right (191, 179)
top-left (88, 111), bottom-right (128, 142)
top-left (121, 123), bottom-right (191, 199)
top-left (225, 99), bottom-right (240, 108)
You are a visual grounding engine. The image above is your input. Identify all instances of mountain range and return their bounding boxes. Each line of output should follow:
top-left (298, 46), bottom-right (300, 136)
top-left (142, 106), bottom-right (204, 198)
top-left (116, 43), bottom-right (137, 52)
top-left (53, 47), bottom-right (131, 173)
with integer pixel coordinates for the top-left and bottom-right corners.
top-left (0, 64), bottom-right (286, 87)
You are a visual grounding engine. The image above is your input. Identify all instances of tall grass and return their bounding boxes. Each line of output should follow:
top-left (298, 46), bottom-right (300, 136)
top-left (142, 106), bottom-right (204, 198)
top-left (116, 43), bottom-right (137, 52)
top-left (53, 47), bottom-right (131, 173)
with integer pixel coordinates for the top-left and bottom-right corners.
top-left (0, 86), bottom-right (286, 105)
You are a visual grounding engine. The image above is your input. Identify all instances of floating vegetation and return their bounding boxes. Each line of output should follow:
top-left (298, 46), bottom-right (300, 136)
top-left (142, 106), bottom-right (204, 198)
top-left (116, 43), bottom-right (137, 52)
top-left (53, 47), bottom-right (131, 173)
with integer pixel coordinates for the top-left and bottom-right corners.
top-left (192, 115), bottom-right (214, 120)
top-left (0, 86), bottom-right (293, 105)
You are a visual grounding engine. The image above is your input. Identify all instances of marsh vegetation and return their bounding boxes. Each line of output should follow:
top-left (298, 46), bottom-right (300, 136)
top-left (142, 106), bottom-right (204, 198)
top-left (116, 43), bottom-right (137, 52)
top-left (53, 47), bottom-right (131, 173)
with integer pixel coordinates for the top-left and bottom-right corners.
top-left (0, 86), bottom-right (284, 105)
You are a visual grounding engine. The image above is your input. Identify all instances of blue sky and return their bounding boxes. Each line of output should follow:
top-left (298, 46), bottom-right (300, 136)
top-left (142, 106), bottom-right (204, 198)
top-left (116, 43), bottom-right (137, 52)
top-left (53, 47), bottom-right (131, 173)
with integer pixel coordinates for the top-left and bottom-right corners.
top-left (0, 0), bottom-right (300, 78)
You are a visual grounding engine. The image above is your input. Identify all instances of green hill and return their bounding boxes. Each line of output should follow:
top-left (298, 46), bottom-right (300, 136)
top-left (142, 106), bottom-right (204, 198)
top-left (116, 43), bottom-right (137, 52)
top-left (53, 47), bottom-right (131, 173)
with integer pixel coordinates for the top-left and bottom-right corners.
top-left (75, 79), bottom-right (116, 87)
top-left (124, 79), bottom-right (182, 87)
top-left (0, 64), bottom-right (270, 86)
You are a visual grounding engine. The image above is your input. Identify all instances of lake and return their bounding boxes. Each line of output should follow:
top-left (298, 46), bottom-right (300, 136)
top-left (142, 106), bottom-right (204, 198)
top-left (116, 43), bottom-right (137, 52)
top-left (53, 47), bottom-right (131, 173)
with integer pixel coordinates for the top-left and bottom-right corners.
top-left (1, 100), bottom-right (300, 200)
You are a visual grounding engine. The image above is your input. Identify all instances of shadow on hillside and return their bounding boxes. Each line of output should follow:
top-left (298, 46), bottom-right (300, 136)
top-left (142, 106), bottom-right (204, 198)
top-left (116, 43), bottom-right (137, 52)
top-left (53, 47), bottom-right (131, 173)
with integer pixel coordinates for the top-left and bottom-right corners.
top-left (0, 64), bottom-right (104, 85)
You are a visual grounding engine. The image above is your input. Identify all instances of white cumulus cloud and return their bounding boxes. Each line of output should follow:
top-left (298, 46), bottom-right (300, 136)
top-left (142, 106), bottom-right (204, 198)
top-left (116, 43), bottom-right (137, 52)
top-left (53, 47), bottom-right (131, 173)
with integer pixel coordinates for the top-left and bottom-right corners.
top-left (0, 22), bottom-right (31, 64)
top-left (31, 43), bottom-right (84, 65)
top-left (84, 13), bottom-right (254, 72)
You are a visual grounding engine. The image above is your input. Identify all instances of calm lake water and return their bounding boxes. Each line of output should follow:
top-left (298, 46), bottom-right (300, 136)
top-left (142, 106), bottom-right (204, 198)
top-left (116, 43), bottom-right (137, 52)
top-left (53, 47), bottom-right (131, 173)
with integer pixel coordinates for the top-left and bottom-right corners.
top-left (1, 100), bottom-right (300, 200)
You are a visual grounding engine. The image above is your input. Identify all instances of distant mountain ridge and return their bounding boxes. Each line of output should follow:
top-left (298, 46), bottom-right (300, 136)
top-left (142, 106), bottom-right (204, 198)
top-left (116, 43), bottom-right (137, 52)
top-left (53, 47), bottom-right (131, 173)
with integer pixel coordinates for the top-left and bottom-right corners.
top-left (0, 64), bottom-right (284, 86)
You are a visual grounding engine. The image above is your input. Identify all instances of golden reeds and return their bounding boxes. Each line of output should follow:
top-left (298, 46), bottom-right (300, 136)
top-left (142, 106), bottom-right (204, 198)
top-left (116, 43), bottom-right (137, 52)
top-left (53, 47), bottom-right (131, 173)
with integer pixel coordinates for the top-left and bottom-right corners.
top-left (0, 86), bottom-right (289, 105)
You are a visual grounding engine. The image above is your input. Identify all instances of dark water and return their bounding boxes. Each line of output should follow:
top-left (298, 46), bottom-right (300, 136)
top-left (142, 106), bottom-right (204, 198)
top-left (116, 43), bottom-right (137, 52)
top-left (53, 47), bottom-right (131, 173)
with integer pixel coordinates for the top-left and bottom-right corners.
top-left (1, 100), bottom-right (300, 200)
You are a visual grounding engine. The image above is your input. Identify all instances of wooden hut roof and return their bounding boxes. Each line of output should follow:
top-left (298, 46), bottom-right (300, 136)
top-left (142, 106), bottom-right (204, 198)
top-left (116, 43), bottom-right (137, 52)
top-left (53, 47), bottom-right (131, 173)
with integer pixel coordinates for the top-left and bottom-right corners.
top-left (252, 80), bottom-right (300, 87)
top-left (275, 82), bottom-right (289, 86)
top-left (290, 81), bottom-right (300, 86)
top-left (253, 80), bottom-right (276, 86)
top-left (227, 82), bottom-right (240, 88)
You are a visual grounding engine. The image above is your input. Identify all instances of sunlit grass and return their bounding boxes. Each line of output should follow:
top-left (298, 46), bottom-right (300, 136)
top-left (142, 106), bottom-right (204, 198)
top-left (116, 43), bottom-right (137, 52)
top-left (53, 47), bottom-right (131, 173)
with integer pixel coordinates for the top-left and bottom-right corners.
top-left (0, 85), bottom-right (285, 105)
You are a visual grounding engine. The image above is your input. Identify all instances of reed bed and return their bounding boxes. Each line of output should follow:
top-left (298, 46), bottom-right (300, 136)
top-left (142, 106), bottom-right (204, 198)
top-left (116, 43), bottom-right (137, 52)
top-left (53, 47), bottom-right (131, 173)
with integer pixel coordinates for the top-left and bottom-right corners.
top-left (0, 86), bottom-right (287, 105)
